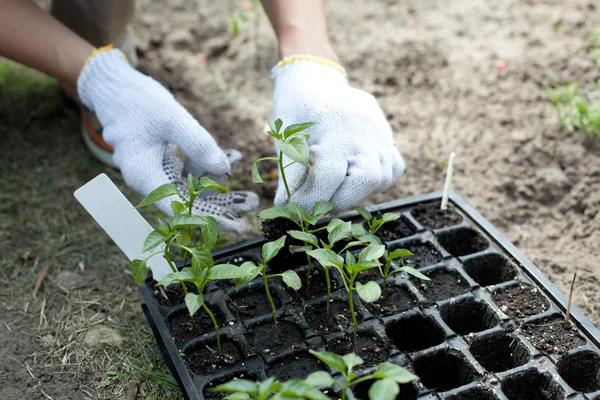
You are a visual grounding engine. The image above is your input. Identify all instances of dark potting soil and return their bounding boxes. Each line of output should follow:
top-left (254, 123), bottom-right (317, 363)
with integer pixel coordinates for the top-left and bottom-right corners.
top-left (373, 214), bottom-right (416, 241)
top-left (366, 285), bottom-right (418, 318)
top-left (501, 369), bottom-right (565, 400)
top-left (446, 387), bottom-right (498, 400)
top-left (556, 351), bottom-right (600, 393)
top-left (267, 351), bottom-right (326, 381)
top-left (411, 204), bottom-right (463, 229)
top-left (286, 267), bottom-right (339, 302)
top-left (203, 371), bottom-right (260, 399)
top-left (167, 307), bottom-right (226, 345)
top-left (227, 286), bottom-right (282, 320)
top-left (245, 321), bottom-right (304, 355)
top-left (416, 268), bottom-right (470, 302)
top-left (356, 267), bottom-right (382, 284)
top-left (394, 242), bottom-right (442, 269)
top-left (185, 339), bottom-right (242, 375)
top-left (154, 282), bottom-right (197, 307)
top-left (437, 228), bottom-right (489, 257)
top-left (492, 285), bottom-right (550, 320)
top-left (520, 316), bottom-right (586, 355)
top-left (413, 349), bottom-right (478, 392)
top-left (261, 218), bottom-right (306, 271)
top-left (469, 332), bottom-right (530, 373)
top-left (304, 300), bottom-right (358, 335)
top-left (327, 334), bottom-right (391, 369)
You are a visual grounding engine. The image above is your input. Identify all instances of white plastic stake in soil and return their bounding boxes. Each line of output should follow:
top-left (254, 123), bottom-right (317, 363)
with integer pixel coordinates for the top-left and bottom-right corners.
top-left (74, 173), bottom-right (172, 281)
top-left (441, 152), bottom-right (456, 211)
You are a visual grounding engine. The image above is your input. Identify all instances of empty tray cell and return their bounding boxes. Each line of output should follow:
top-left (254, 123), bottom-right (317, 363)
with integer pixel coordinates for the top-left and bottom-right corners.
top-left (440, 297), bottom-right (499, 335)
top-left (245, 320), bottom-right (304, 355)
top-left (167, 306), bottom-right (227, 345)
top-left (304, 299), bottom-right (359, 336)
top-left (520, 315), bottom-right (586, 355)
top-left (469, 332), bottom-right (530, 372)
top-left (491, 284), bottom-right (549, 320)
top-left (462, 254), bottom-right (518, 287)
top-left (366, 285), bottom-right (418, 318)
top-left (327, 333), bottom-right (391, 369)
top-left (184, 338), bottom-right (242, 375)
top-left (446, 387), bottom-right (500, 400)
top-left (437, 228), bottom-right (488, 257)
top-left (417, 267), bottom-right (470, 302)
top-left (267, 351), bottom-right (325, 381)
top-left (373, 213), bottom-right (417, 241)
top-left (390, 241), bottom-right (442, 269)
top-left (227, 285), bottom-right (282, 321)
top-left (557, 350), bottom-right (600, 393)
top-left (501, 369), bottom-right (565, 400)
top-left (203, 370), bottom-right (260, 399)
top-left (413, 349), bottom-right (478, 391)
top-left (411, 204), bottom-right (463, 229)
top-left (386, 313), bottom-right (445, 352)
top-left (353, 378), bottom-right (419, 400)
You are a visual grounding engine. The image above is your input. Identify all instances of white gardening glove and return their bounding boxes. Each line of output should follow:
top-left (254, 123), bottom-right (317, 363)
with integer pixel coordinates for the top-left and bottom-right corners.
top-left (271, 58), bottom-right (405, 212)
top-left (77, 48), bottom-right (258, 232)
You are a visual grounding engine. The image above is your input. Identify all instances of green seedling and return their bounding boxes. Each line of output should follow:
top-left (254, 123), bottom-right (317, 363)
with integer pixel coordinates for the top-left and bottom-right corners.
top-left (252, 119), bottom-right (317, 201)
top-left (355, 207), bottom-right (401, 236)
top-left (379, 248), bottom-right (429, 297)
top-left (307, 243), bottom-right (385, 348)
top-left (132, 174), bottom-right (253, 358)
top-left (209, 376), bottom-right (328, 400)
top-left (233, 236), bottom-right (302, 328)
top-left (309, 350), bottom-right (419, 400)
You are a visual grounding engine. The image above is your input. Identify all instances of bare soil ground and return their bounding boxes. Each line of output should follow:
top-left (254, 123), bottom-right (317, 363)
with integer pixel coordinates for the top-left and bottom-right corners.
top-left (1, 0), bottom-right (599, 398)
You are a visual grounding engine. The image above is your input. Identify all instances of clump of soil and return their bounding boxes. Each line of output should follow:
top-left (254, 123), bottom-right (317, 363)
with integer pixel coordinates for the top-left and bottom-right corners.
top-left (186, 339), bottom-right (242, 375)
top-left (520, 316), bottom-right (586, 355)
top-left (227, 286), bottom-right (282, 320)
top-left (267, 351), bottom-right (325, 381)
top-left (411, 204), bottom-right (463, 229)
top-left (417, 268), bottom-right (470, 302)
top-left (304, 300), bottom-right (358, 335)
top-left (286, 267), bottom-right (339, 302)
top-left (154, 282), bottom-right (197, 307)
top-left (167, 307), bottom-right (226, 346)
top-left (261, 218), bottom-right (306, 271)
top-left (245, 321), bottom-right (304, 355)
top-left (492, 285), bottom-right (549, 319)
top-left (327, 334), bottom-right (391, 369)
top-left (366, 285), bottom-right (418, 317)
top-left (393, 241), bottom-right (442, 269)
top-left (373, 213), bottom-right (417, 241)
top-left (437, 228), bottom-right (489, 257)
top-left (203, 371), bottom-right (260, 399)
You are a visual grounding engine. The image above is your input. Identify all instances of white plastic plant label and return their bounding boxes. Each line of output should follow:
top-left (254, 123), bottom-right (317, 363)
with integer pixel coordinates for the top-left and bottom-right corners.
top-left (74, 173), bottom-right (172, 281)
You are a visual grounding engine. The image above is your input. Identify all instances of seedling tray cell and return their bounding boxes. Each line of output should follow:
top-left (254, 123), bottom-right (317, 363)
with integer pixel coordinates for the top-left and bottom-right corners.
top-left (139, 192), bottom-right (600, 399)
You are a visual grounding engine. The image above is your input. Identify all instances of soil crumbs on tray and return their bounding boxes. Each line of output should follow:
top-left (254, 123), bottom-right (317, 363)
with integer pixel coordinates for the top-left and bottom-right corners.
top-left (327, 334), bottom-right (391, 369)
top-left (520, 317), bottom-right (586, 354)
top-left (411, 204), bottom-right (463, 229)
top-left (492, 285), bottom-right (550, 319)
top-left (304, 300), bottom-right (358, 335)
top-left (366, 285), bottom-right (418, 317)
top-left (228, 287), bottom-right (282, 319)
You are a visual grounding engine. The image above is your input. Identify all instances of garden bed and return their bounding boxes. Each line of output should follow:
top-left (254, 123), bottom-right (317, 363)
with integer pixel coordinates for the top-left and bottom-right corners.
top-left (139, 192), bottom-right (600, 399)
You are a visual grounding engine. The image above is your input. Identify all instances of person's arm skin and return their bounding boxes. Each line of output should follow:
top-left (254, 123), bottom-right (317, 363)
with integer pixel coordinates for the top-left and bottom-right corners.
top-left (260, 0), bottom-right (338, 61)
top-left (0, 0), bottom-right (93, 86)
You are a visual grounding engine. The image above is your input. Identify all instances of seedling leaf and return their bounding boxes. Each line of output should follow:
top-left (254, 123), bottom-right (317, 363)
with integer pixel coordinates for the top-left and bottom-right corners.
top-left (131, 259), bottom-right (148, 285)
top-left (211, 378), bottom-right (257, 394)
top-left (355, 207), bottom-right (372, 221)
top-left (308, 350), bottom-right (347, 375)
top-left (359, 244), bottom-right (386, 262)
top-left (259, 206), bottom-right (295, 221)
top-left (287, 230), bottom-right (318, 247)
top-left (233, 262), bottom-right (261, 290)
top-left (328, 221), bottom-right (352, 246)
top-left (279, 136), bottom-right (310, 167)
top-left (289, 245), bottom-right (312, 254)
top-left (278, 380), bottom-right (329, 400)
top-left (200, 216), bottom-right (219, 251)
top-left (356, 281), bottom-right (382, 303)
top-left (156, 270), bottom-right (195, 286)
top-left (137, 183), bottom-right (180, 208)
top-left (171, 200), bottom-right (186, 215)
top-left (311, 200), bottom-right (333, 217)
top-left (169, 214), bottom-right (207, 229)
top-left (251, 160), bottom-right (264, 183)
top-left (287, 203), bottom-right (309, 222)
top-left (262, 236), bottom-right (286, 263)
top-left (351, 223), bottom-right (367, 238)
top-left (142, 230), bottom-right (168, 253)
top-left (178, 245), bottom-right (213, 274)
top-left (186, 174), bottom-right (196, 195)
top-left (304, 371), bottom-right (334, 387)
top-left (398, 266), bottom-right (430, 281)
top-left (342, 353), bottom-right (364, 372)
top-left (258, 377), bottom-right (280, 397)
top-left (282, 122), bottom-right (317, 138)
top-left (184, 293), bottom-right (204, 316)
top-left (198, 176), bottom-right (227, 193)
top-left (306, 249), bottom-right (344, 269)
top-left (281, 270), bottom-right (302, 290)
top-left (389, 249), bottom-right (413, 259)
top-left (224, 394), bottom-right (250, 400)
top-left (372, 362), bottom-right (419, 383)
top-left (368, 378), bottom-right (399, 400)
top-left (210, 264), bottom-right (254, 280)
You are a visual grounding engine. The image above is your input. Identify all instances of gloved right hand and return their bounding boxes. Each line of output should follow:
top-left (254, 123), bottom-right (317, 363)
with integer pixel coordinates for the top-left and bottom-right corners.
top-left (77, 48), bottom-right (257, 232)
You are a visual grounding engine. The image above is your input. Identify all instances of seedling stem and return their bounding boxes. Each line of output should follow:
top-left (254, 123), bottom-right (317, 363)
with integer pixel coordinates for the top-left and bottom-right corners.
top-left (441, 152), bottom-right (456, 210)
top-left (565, 272), bottom-right (577, 328)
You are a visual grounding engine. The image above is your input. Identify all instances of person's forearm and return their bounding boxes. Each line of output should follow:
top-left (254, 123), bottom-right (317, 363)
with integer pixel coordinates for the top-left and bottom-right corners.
top-left (0, 0), bottom-right (94, 86)
top-left (260, 0), bottom-right (337, 61)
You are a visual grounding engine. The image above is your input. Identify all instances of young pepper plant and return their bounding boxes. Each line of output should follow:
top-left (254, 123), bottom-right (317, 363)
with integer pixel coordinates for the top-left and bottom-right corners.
top-left (379, 248), bottom-right (430, 297)
top-left (233, 236), bottom-right (302, 328)
top-left (210, 376), bottom-right (329, 400)
top-left (308, 350), bottom-right (419, 400)
top-left (252, 118), bottom-right (317, 200)
top-left (355, 207), bottom-right (401, 236)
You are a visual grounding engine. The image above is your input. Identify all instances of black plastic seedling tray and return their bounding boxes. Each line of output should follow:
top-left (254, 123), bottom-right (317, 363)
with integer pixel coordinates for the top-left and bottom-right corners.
top-left (139, 192), bottom-right (600, 400)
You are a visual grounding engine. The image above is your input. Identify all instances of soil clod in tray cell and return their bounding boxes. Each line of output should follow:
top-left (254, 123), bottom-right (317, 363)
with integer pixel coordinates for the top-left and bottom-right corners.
top-left (556, 350), bottom-right (600, 393)
top-left (492, 284), bottom-right (550, 319)
top-left (437, 227), bottom-right (488, 257)
top-left (372, 213), bottom-right (417, 241)
top-left (353, 378), bottom-right (419, 400)
top-left (390, 240), bottom-right (442, 269)
top-left (447, 387), bottom-right (500, 400)
top-left (304, 300), bottom-right (358, 335)
top-left (462, 253), bottom-right (518, 287)
top-left (440, 297), bottom-right (499, 335)
top-left (411, 203), bottom-right (463, 229)
top-left (417, 267), bottom-right (470, 302)
top-left (501, 369), bottom-right (566, 400)
top-left (469, 332), bottom-right (530, 372)
top-left (365, 284), bottom-right (417, 318)
top-left (326, 333), bottom-right (391, 369)
top-left (519, 315), bottom-right (586, 355)
top-left (227, 285), bottom-right (282, 320)
top-left (386, 313), bottom-right (445, 352)
top-left (267, 351), bottom-right (325, 382)
top-left (184, 338), bottom-right (242, 375)
top-left (245, 320), bottom-right (304, 355)
top-left (412, 348), bottom-right (478, 392)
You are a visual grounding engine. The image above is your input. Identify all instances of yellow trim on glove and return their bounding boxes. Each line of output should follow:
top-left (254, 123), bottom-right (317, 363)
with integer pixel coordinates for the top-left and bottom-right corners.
top-left (82, 44), bottom-right (128, 68)
top-left (276, 54), bottom-right (347, 77)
